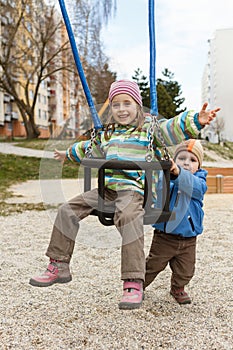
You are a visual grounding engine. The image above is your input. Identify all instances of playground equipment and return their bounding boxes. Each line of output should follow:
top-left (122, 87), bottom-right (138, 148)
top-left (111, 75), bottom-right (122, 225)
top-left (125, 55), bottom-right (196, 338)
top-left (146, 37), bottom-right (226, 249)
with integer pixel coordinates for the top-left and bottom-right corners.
top-left (58, 0), bottom-right (175, 226)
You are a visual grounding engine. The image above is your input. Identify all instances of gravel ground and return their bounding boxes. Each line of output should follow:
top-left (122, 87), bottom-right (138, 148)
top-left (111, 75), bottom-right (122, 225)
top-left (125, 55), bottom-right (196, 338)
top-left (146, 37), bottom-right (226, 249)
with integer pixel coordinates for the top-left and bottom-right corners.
top-left (0, 194), bottom-right (233, 350)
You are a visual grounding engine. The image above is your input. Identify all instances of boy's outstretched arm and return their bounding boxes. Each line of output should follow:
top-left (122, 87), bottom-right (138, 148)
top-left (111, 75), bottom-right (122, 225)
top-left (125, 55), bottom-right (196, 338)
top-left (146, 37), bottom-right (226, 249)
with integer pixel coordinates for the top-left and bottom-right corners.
top-left (198, 102), bottom-right (220, 126)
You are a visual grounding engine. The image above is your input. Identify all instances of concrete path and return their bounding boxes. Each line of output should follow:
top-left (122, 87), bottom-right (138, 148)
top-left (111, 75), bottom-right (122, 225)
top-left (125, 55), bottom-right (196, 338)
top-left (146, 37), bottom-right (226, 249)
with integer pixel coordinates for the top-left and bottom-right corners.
top-left (0, 142), bottom-right (54, 158)
top-left (6, 178), bottom-right (98, 205)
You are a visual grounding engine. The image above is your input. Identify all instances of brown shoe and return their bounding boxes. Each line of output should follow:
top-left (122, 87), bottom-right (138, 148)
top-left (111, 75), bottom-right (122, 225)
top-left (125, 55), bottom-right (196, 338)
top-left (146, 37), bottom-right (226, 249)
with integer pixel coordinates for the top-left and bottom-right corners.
top-left (170, 288), bottom-right (191, 304)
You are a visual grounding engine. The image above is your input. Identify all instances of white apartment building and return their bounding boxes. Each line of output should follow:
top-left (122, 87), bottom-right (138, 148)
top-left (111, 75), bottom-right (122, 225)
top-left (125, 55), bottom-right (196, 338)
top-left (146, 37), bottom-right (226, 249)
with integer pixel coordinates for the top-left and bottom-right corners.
top-left (201, 28), bottom-right (233, 143)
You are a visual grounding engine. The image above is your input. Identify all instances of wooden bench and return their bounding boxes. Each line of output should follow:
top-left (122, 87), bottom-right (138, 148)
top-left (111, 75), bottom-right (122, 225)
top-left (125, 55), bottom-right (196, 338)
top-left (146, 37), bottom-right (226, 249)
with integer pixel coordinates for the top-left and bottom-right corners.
top-left (203, 167), bottom-right (233, 193)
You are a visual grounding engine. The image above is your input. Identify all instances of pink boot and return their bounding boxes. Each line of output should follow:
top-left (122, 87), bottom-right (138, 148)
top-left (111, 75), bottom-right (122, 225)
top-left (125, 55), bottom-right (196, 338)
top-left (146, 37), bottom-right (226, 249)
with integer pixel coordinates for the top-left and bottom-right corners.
top-left (119, 281), bottom-right (144, 310)
top-left (29, 259), bottom-right (72, 287)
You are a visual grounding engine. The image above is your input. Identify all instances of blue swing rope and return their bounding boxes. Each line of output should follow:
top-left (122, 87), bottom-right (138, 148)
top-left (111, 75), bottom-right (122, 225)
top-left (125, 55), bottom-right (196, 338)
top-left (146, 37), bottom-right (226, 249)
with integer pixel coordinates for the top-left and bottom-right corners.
top-left (58, 0), bottom-right (103, 129)
top-left (149, 0), bottom-right (158, 116)
top-left (58, 0), bottom-right (158, 125)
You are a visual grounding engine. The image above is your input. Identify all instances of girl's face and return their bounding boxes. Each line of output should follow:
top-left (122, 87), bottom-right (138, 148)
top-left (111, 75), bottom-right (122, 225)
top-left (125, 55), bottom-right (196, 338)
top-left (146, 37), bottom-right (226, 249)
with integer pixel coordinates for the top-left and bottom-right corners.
top-left (175, 150), bottom-right (199, 174)
top-left (111, 94), bottom-right (138, 125)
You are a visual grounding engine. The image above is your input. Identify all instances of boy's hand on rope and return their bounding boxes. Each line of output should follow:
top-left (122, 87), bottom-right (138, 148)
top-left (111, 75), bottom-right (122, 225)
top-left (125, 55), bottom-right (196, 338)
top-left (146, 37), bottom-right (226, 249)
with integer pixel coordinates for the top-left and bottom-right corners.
top-left (54, 149), bottom-right (67, 163)
top-left (198, 102), bottom-right (221, 126)
top-left (170, 159), bottom-right (180, 176)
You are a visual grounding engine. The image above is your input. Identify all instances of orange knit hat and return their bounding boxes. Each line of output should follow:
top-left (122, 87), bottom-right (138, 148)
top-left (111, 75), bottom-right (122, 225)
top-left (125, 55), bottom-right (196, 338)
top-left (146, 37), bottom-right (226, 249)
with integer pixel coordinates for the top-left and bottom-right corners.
top-left (174, 139), bottom-right (204, 168)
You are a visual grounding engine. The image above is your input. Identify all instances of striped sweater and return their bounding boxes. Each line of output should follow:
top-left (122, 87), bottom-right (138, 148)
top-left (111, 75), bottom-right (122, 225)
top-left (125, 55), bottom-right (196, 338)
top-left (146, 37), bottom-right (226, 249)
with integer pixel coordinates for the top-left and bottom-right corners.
top-left (66, 112), bottom-right (202, 195)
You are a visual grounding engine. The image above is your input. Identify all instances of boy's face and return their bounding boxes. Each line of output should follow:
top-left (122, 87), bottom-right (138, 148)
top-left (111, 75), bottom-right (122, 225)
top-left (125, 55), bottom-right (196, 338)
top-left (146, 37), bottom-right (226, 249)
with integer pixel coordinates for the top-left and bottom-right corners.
top-left (175, 150), bottom-right (199, 174)
top-left (111, 94), bottom-right (138, 125)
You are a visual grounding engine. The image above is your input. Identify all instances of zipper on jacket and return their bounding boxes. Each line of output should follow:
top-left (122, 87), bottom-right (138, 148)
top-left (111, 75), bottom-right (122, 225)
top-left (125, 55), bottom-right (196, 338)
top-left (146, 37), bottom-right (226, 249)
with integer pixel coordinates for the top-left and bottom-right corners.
top-left (188, 216), bottom-right (195, 231)
top-left (174, 190), bottom-right (181, 207)
top-left (164, 185), bottom-right (175, 233)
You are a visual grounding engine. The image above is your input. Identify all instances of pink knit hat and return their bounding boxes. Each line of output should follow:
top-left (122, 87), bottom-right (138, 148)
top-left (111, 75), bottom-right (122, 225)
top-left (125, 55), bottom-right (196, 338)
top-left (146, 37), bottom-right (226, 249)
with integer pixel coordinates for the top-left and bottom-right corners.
top-left (108, 80), bottom-right (143, 106)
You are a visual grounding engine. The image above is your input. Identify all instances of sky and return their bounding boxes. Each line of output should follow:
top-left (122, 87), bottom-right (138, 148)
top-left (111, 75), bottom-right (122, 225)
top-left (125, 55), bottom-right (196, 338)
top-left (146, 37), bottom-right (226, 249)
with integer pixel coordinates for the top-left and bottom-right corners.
top-left (101, 0), bottom-right (233, 111)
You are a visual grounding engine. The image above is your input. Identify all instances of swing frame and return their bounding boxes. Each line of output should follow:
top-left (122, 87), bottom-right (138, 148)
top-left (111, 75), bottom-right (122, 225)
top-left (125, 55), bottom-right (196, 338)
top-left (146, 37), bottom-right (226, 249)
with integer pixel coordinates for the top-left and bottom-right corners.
top-left (82, 158), bottom-right (175, 226)
top-left (58, 0), bottom-right (175, 226)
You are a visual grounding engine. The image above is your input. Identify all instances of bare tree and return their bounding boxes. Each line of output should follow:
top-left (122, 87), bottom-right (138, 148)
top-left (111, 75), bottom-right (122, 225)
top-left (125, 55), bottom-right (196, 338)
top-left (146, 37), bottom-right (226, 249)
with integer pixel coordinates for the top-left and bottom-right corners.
top-left (66, 0), bottom-right (117, 104)
top-left (0, 0), bottom-right (74, 139)
top-left (211, 117), bottom-right (225, 144)
top-left (0, 0), bottom-right (117, 138)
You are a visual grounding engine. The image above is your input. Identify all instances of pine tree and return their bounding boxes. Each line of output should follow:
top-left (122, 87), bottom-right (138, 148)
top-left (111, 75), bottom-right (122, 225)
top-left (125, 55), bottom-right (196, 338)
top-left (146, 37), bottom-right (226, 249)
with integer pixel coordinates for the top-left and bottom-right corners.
top-left (132, 68), bottom-right (186, 118)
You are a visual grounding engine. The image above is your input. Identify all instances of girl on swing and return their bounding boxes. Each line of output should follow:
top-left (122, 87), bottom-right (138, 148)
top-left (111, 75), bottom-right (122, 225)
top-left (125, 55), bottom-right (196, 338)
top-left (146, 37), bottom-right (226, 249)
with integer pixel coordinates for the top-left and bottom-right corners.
top-left (29, 79), bottom-right (220, 310)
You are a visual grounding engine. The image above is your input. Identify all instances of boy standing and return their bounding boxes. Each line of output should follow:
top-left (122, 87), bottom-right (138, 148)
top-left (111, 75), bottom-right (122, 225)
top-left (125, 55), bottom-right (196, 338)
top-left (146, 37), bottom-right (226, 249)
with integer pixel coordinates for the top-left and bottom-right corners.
top-left (144, 139), bottom-right (207, 304)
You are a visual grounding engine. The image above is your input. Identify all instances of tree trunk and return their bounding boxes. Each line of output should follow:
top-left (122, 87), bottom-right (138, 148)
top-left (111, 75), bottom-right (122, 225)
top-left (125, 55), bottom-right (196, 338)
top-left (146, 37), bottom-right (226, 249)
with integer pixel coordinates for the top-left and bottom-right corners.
top-left (18, 105), bottom-right (40, 139)
top-left (25, 120), bottom-right (40, 139)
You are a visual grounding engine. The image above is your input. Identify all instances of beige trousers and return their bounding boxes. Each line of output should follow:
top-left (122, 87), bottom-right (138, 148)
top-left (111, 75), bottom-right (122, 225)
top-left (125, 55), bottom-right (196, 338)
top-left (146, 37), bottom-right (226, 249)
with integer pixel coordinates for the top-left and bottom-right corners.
top-left (46, 188), bottom-right (145, 281)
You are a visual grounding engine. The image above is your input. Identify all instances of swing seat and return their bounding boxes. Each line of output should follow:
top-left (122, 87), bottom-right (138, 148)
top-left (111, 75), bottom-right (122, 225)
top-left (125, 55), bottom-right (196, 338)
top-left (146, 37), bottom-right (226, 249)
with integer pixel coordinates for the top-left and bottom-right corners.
top-left (82, 158), bottom-right (175, 226)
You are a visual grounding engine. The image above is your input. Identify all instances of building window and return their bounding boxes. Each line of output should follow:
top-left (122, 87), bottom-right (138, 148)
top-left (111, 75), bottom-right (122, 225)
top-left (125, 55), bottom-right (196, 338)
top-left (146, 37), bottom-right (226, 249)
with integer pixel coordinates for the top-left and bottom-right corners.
top-left (29, 90), bottom-right (34, 99)
top-left (26, 22), bottom-right (32, 32)
top-left (26, 4), bottom-right (30, 13)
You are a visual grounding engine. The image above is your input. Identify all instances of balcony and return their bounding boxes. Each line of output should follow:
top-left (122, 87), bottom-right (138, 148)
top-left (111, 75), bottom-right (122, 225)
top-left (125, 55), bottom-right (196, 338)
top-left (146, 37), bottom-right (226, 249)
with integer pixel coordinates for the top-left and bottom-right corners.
top-left (4, 113), bottom-right (12, 122)
top-left (4, 94), bottom-right (11, 103)
top-left (11, 111), bottom-right (19, 120)
top-left (48, 103), bottom-right (56, 113)
top-left (49, 89), bottom-right (56, 97)
top-left (1, 16), bottom-right (7, 26)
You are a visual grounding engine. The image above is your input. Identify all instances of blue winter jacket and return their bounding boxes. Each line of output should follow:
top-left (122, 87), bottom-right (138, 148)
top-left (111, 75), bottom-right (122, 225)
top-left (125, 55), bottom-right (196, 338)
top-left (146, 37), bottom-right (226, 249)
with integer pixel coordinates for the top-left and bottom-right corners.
top-left (154, 167), bottom-right (208, 238)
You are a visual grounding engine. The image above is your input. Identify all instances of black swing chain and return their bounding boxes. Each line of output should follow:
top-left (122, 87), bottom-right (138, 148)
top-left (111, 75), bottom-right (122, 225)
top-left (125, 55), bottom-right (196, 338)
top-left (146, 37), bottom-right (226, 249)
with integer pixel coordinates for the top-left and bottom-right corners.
top-left (146, 114), bottom-right (171, 162)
